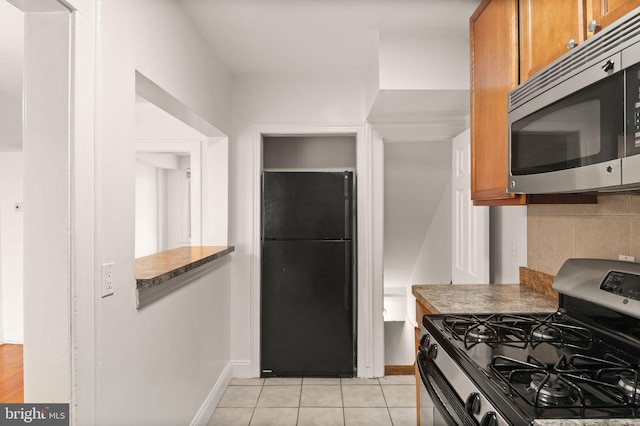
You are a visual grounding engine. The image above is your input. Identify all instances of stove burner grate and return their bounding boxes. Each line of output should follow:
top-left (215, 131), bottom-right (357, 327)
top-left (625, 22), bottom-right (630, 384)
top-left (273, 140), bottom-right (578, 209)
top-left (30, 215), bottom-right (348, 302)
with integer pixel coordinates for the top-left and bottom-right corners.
top-left (529, 319), bottom-right (593, 350)
top-left (491, 354), bottom-right (640, 416)
top-left (442, 312), bottom-right (594, 350)
top-left (595, 366), bottom-right (640, 405)
top-left (443, 314), bottom-right (530, 349)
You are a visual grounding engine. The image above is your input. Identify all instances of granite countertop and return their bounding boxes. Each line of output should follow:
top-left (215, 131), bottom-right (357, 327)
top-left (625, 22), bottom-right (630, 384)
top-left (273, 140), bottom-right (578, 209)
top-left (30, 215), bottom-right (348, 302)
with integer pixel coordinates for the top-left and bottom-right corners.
top-left (412, 266), bottom-right (559, 314)
top-left (135, 245), bottom-right (234, 289)
top-left (412, 283), bottom-right (558, 314)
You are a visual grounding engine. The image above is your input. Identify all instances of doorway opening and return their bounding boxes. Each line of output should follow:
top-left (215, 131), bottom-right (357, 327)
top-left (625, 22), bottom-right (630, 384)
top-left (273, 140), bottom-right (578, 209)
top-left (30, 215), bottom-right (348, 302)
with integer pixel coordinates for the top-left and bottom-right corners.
top-left (0, 0), bottom-right (24, 403)
top-left (382, 140), bottom-right (452, 371)
top-left (260, 135), bottom-right (357, 377)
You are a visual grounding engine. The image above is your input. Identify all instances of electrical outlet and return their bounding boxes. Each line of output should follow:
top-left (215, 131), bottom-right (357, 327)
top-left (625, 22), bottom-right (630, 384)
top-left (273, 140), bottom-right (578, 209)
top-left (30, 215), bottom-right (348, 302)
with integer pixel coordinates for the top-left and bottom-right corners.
top-left (619, 255), bottom-right (636, 262)
top-left (102, 263), bottom-right (114, 297)
top-left (510, 237), bottom-right (518, 258)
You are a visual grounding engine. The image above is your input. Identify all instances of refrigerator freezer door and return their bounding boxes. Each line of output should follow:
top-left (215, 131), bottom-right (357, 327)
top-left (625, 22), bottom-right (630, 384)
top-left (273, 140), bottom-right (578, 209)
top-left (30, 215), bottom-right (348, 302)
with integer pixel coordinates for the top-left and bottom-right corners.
top-left (261, 240), bottom-right (354, 377)
top-left (262, 171), bottom-right (353, 240)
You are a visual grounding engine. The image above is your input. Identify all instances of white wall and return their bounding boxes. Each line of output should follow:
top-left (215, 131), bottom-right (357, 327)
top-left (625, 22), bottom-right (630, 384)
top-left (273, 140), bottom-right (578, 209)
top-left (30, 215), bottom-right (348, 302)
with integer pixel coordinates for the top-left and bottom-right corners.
top-left (95, 0), bottom-right (232, 423)
top-left (408, 178), bottom-right (453, 285)
top-left (0, 152), bottom-right (23, 343)
top-left (134, 163), bottom-right (159, 258)
top-left (365, 30), bottom-right (381, 118)
top-left (135, 160), bottom-right (191, 258)
top-left (378, 27), bottom-right (470, 91)
top-left (0, 92), bottom-right (21, 151)
top-left (136, 101), bottom-right (206, 140)
top-left (491, 206), bottom-right (528, 283)
top-left (384, 141), bottom-right (451, 289)
top-left (383, 321), bottom-right (415, 366)
top-left (230, 73), bottom-right (368, 376)
top-left (167, 168), bottom-right (190, 249)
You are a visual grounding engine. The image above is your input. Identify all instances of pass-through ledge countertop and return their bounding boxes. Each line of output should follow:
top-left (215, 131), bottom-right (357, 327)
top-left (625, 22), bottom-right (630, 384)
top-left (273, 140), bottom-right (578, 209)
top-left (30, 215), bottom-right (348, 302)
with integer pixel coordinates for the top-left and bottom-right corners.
top-left (411, 267), bottom-right (559, 314)
top-left (135, 245), bottom-right (234, 289)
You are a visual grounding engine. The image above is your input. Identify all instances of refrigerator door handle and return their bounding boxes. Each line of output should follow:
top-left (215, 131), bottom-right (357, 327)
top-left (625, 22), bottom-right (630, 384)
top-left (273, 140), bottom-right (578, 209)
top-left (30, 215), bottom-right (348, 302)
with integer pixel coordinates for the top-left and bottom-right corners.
top-left (344, 172), bottom-right (351, 239)
top-left (344, 243), bottom-right (351, 311)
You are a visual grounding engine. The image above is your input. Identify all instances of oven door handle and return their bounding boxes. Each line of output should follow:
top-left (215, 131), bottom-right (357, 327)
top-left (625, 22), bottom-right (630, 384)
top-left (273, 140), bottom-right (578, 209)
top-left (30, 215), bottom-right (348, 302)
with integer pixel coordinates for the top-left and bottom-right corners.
top-left (417, 351), bottom-right (479, 426)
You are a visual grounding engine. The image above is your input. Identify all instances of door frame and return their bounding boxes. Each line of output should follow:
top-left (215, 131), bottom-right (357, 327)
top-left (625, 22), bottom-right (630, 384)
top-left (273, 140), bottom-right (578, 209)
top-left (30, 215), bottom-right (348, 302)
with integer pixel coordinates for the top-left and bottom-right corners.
top-left (14, 0), bottom-right (97, 423)
top-left (249, 124), bottom-right (384, 378)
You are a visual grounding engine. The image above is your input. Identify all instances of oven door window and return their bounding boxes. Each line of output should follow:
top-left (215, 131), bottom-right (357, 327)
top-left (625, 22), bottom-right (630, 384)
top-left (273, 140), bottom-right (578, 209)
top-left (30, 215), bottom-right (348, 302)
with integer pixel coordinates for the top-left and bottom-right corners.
top-left (511, 74), bottom-right (623, 176)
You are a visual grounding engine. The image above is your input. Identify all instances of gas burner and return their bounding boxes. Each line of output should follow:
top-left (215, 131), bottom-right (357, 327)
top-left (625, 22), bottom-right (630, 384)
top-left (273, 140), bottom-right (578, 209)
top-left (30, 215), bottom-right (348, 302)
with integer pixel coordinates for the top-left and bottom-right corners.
top-left (466, 324), bottom-right (495, 342)
top-left (528, 320), bottom-right (593, 350)
top-left (531, 324), bottom-right (561, 342)
top-left (529, 373), bottom-right (575, 406)
top-left (617, 375), bottom-right (640, 403)
top-left (443, 314), bottom-right (531, 349)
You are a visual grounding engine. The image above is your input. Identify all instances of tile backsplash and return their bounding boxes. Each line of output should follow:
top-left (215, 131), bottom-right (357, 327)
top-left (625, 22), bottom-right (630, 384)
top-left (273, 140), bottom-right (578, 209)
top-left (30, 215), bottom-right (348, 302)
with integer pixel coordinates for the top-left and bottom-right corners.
top-left (528, 194), bottom-right (640, 275)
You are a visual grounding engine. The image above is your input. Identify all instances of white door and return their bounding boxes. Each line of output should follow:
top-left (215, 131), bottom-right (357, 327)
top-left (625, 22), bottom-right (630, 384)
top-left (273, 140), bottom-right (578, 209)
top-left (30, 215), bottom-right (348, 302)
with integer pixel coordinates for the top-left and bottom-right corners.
top-left (451, 129), bottom-right (489, 284)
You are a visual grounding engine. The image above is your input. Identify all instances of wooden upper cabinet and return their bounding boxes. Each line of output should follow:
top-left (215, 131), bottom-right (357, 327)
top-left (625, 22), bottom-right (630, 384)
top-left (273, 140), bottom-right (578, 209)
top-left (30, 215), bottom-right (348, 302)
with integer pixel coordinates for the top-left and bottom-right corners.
top-left (590, 0), bottom-right (640, 35)
top-left (519, 0), bottom-right (587, 81)
top-left (470, 0), bottom-right (524, 205)
top-left (519, 0), bottom-right (640, 81)
top-left (470, 0), bottom-right (639, 205)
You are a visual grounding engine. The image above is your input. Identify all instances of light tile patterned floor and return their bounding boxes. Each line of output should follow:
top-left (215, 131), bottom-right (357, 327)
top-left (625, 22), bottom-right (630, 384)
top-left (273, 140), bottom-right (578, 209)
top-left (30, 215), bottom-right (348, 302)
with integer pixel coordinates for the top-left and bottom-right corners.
top-left (208, 375), bottom-right (417, 426)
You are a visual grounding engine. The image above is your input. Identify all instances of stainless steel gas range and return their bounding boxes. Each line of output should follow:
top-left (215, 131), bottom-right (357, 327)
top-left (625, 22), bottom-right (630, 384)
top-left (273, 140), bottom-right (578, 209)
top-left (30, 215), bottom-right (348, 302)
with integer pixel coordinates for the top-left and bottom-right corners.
top-left (417, 259), bottom-right (640, 425)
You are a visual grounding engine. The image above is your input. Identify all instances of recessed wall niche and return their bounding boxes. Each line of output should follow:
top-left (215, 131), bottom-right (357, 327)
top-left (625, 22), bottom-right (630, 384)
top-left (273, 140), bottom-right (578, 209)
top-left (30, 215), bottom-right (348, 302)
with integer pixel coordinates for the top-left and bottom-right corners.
top-left (263, 135), bottom-right (356, 170)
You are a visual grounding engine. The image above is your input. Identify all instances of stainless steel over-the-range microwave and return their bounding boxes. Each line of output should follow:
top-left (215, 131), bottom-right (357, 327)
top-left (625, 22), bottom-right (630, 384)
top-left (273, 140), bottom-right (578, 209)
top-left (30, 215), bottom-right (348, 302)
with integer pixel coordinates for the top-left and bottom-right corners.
top-left (507, 7), bottom-right (640, 194)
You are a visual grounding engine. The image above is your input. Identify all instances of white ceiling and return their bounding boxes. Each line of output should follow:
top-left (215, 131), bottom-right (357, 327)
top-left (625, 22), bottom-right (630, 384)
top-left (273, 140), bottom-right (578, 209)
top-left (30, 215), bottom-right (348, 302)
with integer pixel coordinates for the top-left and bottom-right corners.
top-left (0, 0), bottom-right (480, 150)
top-left (0, 0), bottom-right (480, 95)
top-left (0, 0), bottom-right (481, 99)
top-left (179, 0), bottom-right (479, 74)
top-left (179, 0), bottom-right (479, 143)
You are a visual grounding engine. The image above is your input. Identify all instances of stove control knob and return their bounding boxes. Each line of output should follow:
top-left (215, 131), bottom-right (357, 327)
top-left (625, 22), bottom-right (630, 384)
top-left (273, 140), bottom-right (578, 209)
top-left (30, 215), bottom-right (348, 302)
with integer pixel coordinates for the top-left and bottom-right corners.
top-left (465, 392), bottom-right (481, 415)
top-left (419, 334), bottom-right (430, 349)
top-left (427, 343), bottom-right (438, 360)
top-left (480, 412), bottom-right (498, 426)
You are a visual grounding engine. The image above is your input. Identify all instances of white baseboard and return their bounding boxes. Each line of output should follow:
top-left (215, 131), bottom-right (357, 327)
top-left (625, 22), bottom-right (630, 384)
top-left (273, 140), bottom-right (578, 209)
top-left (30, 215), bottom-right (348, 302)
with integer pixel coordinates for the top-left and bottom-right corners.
top-left (190, 361), bottom-right (233, 426)
top-left (1, 340), bottom-right (23, 345)
top-left (231, 359), bottom-right (255, 378)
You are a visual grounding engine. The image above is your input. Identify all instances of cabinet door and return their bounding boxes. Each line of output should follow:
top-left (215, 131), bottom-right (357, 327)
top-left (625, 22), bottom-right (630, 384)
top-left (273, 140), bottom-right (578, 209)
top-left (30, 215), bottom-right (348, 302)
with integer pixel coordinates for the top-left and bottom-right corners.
top-left (470, 0), bottom-right (524, 205)
top-left (415, 300), bottom-right (431, 324)
top-left (519, 0), bottom-right (587, 81)
top-left (590, 0), bottom-right (640, 34)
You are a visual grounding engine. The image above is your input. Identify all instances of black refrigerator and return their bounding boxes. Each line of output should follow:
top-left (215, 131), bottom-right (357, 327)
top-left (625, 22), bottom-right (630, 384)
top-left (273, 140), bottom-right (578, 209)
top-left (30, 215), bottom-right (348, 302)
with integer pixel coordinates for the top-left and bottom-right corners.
top-left (261, 171), bottom-right (356, 377)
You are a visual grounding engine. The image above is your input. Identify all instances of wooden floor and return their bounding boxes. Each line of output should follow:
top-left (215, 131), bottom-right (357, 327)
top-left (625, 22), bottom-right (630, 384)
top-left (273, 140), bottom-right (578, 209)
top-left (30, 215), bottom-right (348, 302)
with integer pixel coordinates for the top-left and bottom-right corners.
top-left (0, 344), bottom-right (23, 403)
